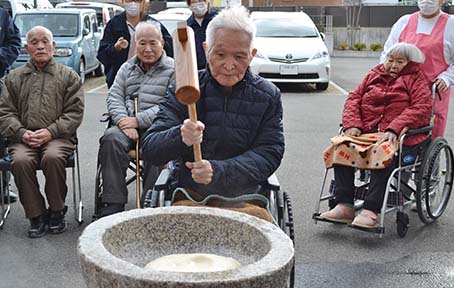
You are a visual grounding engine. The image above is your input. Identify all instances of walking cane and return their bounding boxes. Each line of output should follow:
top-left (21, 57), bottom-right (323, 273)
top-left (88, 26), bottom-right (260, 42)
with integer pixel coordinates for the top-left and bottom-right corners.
top-left (173, 22), bottom-right (202, 161)
top-left (133, 95), bottom-right (141, 208)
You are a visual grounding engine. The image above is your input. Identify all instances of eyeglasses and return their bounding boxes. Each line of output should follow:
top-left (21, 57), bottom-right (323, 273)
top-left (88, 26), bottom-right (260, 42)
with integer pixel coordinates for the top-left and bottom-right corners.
top-left (124, 0), bottom-right (142, 3)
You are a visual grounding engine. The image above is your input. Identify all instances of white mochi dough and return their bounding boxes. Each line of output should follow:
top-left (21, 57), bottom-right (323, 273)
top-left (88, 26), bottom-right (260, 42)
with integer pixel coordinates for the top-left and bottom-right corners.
top-left (144, 253), bottom-right (241, 272)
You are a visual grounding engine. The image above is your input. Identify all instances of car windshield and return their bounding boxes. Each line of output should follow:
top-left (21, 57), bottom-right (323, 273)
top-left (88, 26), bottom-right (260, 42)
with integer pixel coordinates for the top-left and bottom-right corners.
top-left (15, 14), bottom-right (79, 37)
top-left (255, 18), bottom-right (318, 38)
top-left (159, 19), bottom-right (179, 34)
top-left (61, 5), bottom-right (103, 25)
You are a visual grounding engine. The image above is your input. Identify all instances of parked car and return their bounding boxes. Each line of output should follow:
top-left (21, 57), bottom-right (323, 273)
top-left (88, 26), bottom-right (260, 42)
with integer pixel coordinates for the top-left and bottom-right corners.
top-left (56, 1), bottom-right (124, 32)
top-left (0, 0), bottom-right (52, 17)
top-left (150, 9), bottom-right (190, 35)
top-left (250, 11), bottom-right (331, 91)
top-left (12, 8), bottom-right (103, 83)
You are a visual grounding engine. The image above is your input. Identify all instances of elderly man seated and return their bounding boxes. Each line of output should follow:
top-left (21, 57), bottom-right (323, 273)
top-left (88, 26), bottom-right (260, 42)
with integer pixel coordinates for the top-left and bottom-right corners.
top-left (97, 21), bottom-right (174, 217)
top-left (0, 26), bottom-right (84, 238)
top-left (142, 6), bottom-right (284, 222)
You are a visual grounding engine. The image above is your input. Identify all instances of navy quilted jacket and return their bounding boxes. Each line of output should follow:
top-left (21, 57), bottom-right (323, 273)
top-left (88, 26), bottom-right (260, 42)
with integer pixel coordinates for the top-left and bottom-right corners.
top-left (0, 8), bottom-right (20, 78)
top-left (142, 68), bottom-right (285, 198)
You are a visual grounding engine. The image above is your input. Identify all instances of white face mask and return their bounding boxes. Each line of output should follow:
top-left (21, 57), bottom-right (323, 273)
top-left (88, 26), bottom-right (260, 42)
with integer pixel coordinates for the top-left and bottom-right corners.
top-left (124, 2), bottom-right (141, 17)
top-left (418, 0), bottom-right (440, 16)
top-left (190, 2), bottom-right (208, 17)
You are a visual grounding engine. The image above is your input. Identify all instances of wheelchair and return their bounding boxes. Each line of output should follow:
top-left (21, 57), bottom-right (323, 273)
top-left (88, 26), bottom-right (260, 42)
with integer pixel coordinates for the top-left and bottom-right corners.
top-left (313, 86), bottom-right (454, 238)
top-left (142, 168), bottom-right (296, 288)
top-left (0, 135), bottom-right (83, 229)
top-left (92, 113), bottom-right (146, 220)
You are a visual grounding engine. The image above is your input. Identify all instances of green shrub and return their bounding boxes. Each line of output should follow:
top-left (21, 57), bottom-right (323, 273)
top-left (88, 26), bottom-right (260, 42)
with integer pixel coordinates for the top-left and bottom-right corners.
top-left (353, 42), bottom-right (367, 51)
top-left (370, 43), bottom-right (383, 51)
top-left (338, 42), bottom-right (349, 50)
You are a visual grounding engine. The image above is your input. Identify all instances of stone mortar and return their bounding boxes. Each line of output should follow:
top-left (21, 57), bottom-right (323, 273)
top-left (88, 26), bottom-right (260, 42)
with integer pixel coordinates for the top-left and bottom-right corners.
top-left (78, 206), bottom-right (294, 288)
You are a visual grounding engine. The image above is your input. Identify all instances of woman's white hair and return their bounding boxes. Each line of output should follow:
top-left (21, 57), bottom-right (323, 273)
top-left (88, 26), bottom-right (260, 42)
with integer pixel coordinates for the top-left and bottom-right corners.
top-left (205, 6), bottom-right (256, 56)
top-left (385, 42), bottom-right (425, 63)
top-left (135, 21), bottom-right (162, 41)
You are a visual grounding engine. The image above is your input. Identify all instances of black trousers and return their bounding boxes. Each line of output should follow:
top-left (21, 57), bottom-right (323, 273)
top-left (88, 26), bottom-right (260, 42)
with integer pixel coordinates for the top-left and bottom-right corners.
top-left (334, 164), bottom-right (395, 214)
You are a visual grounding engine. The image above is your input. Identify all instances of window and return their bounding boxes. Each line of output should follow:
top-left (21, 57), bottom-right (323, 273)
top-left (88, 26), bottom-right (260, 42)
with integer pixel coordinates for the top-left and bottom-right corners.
top-left (15, 13), bottom-right (79, 37)
top-left (83, 15), bottom-right (91, 33)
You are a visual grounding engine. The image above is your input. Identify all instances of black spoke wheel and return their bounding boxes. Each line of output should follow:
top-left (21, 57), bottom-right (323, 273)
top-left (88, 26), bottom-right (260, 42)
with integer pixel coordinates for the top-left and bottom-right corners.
top-left (93, 164), bottom-right (103, 220)
top-left (278, 191), bottom-right (295, 288)
top-left (416, 138), bottom-right (454, 224)
top-left (396, 211), bottom-right (409, 238)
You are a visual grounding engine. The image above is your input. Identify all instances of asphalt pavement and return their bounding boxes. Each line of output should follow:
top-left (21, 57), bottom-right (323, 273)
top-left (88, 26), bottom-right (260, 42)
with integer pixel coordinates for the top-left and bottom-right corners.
top-left (1, 56), bottom-right (454, 288)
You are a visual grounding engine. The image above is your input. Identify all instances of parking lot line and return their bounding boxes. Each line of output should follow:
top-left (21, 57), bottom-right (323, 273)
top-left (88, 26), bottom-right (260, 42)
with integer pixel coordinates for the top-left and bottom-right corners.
top-left (329, 81), bottom-right (348, 96)
top-left (87, 83), bottom-right (107, 94)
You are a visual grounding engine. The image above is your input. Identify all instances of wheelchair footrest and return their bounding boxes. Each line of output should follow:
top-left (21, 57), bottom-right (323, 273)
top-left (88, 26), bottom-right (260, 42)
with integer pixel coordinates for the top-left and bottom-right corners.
top-left (312, 213), bottom-right (348, 225)
top-left (348, 223), bottom-right (385, 235)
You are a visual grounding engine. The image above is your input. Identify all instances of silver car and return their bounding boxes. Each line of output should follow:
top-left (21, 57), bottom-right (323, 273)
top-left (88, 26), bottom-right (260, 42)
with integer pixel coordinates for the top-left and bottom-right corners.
top-left (250, 11), bottom-right (331, 90)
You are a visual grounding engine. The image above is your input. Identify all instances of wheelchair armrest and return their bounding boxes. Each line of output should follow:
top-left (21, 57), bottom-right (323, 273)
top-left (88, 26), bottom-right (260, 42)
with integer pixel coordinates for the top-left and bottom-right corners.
top-left (99, 113), bottom-right (111, 123)
top-left (403, 126), bottom-right (432, 137)
top-left (261, 173), bottom-right (280, 191)
top-left (154, 168), bottom-right (171, 191)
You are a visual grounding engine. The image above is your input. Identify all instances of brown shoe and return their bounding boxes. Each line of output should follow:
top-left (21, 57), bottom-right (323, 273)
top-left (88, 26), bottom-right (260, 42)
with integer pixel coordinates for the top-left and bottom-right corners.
top-left (319, 204), bottom-right (355, 224)
top-left (351, 209), bottom-right (379, 228)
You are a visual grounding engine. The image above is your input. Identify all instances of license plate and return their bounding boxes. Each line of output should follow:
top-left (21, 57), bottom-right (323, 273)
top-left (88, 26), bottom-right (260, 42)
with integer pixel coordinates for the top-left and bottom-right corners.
top-left (280, 65), bottom-right (298, 75)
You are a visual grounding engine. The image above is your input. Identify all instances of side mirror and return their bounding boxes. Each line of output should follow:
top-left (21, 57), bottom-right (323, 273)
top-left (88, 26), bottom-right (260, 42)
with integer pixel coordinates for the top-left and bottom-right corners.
top-left (82, 28), bottom-right (90, 36)
top-left (320, 32), bottom-right (325, 41)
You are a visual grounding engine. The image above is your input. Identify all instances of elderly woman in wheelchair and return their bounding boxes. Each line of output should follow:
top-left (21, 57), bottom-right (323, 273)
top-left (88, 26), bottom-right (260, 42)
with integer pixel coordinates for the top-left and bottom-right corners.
top-left (316, 42), bottom-right (446, 233)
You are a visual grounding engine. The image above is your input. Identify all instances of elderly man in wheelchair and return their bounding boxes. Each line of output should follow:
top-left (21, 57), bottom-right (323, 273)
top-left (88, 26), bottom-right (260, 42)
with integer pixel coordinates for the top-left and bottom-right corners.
top-left (141, 6), bottom-right (286, 225)
top-left (314, 42), bottom-right (454, 237)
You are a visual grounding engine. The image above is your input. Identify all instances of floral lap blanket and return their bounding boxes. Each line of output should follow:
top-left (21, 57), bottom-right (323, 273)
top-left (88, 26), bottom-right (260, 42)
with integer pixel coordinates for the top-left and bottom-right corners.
top-left (323, 133), bottom-right (400, 170)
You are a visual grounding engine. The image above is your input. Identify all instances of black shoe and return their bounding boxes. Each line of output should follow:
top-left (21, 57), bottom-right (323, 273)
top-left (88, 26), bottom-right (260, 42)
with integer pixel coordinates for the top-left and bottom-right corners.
top-left (48, 206), bottom-right (68, 234)
top-left (28, 214), bottom-right (48, 238)
top-left (2, 191), bottom-right (17, 204)
top-left (99, 203), bottom-right (125, 217)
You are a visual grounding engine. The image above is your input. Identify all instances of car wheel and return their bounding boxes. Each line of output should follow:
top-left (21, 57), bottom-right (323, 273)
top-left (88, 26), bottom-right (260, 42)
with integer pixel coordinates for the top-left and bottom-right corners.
top-left (316, 82), bottom-right (329, 91)
top-left (79, 59), bottom-right (86, 84)
top-left (94, 63), bottom-right (104, 77)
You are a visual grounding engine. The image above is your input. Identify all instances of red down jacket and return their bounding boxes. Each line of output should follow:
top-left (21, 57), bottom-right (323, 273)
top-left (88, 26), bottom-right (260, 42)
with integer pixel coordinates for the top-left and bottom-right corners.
top-left (342, 62), bottom-right (432, 146)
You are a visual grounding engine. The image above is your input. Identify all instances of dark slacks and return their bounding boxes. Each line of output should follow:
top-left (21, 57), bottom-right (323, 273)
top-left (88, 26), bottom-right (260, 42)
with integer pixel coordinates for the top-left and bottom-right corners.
top-left (98, 126), bottom-right (161, 204)
top-left (334, 164), bottom-right (395, 213)
top-left (9, 139), bottom-right (74, 219)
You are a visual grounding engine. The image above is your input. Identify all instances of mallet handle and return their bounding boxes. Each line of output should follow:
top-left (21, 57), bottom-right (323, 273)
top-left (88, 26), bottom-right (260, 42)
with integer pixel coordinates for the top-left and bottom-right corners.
top-left (188, 103), bottom-right (202, 162)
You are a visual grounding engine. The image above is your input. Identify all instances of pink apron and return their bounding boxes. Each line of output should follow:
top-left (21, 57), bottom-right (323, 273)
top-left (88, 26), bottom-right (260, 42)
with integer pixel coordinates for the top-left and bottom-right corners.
top-left (399, 12), bottom-right (451, 138)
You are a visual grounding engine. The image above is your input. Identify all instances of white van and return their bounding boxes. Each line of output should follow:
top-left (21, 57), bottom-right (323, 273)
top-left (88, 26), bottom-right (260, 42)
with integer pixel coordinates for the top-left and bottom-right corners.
top-left (56, 1), bottom-right (124, 30)
top-left (0, 0), bottom-right (52, 17)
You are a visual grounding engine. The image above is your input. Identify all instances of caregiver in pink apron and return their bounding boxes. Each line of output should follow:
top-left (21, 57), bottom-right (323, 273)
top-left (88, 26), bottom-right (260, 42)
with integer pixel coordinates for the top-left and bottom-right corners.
top-left (382, 0), bottom-right (454, 138)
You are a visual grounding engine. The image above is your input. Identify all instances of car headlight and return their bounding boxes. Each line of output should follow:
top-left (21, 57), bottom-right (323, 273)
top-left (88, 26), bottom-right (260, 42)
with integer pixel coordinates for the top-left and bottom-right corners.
top-left (311, 50), bottom-right (329, 60)
top-left (54, 48), bottom-right (72, 57)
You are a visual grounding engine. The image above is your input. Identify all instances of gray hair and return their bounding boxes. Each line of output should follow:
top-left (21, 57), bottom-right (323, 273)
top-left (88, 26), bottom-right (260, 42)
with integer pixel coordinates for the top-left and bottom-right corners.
top-left (135, 21), bottom-right (162, 41)
top-left (205, 6), bottom-right (256, 56)
top-left (26, 26), bottom-right (53, 43)
top-left (385, 42), bottom-right (425, 63)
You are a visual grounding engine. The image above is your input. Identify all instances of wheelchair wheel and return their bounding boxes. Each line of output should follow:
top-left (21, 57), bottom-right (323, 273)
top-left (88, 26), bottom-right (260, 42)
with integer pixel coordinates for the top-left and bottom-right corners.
top-left (93, 164), bottom-right (104, 220)
top-left (396, 211), bottom-right (409, 238)
top-left (277, 191), bottom-right (294, 288)
top-left (416, 138), bottom-right (454, 224)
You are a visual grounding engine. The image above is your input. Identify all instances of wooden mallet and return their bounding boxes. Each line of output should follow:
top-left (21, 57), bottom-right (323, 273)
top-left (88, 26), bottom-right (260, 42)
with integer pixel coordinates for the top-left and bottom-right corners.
top-left (173, 22), bottom-right (202, 161)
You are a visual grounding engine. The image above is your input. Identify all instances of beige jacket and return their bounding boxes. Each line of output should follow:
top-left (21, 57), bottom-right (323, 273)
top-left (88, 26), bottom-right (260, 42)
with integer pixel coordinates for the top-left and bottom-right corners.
top-left (0, 58), bottom-right (84, 143)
